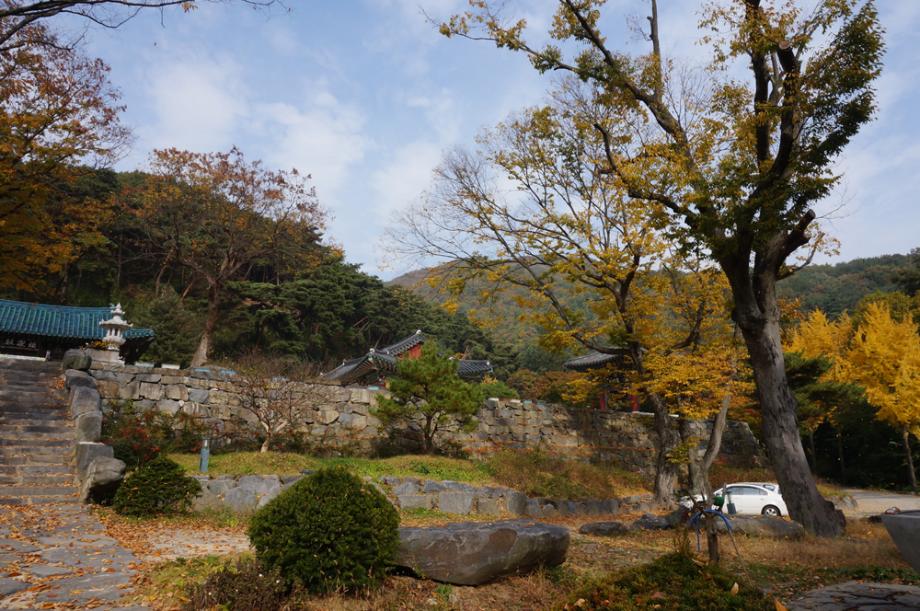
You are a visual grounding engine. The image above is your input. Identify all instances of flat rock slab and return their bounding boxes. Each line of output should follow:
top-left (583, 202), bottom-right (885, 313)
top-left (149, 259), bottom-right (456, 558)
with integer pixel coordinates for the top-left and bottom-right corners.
top-left (0, 577), bottom-right (27, 597)
top-left (395, 520), bottom-right (569, 585)
top-left (791, 581), bottom-right (920, 610)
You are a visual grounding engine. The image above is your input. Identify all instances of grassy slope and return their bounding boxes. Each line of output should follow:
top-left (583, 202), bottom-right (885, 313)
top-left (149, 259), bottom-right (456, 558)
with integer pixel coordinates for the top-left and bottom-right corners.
top-left (168, 450), bottom-right (651, 499)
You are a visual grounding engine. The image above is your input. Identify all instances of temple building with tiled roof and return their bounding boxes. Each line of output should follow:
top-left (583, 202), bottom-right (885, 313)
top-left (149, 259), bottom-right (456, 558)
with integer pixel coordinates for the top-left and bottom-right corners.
top-left (563, 346), bottom-right (631, 371)
top-left (0, 299), bottom-right (154, 361)
top-left (321, 330), bottom-right (492, 385)
top-left (563, 346), bottom-right (634, 411)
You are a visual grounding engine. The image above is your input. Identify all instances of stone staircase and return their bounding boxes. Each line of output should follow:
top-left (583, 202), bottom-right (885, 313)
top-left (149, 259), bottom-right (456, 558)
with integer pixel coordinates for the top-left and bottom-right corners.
top-left (0, 358), bottom-right (78, 505)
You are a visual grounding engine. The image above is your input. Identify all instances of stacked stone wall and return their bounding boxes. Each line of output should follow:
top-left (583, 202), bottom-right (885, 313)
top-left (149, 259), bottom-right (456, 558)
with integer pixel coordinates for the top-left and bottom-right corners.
top-left (191, 472), bottom-right (656, 517)
top-left (87, 362), bottom-right (764, 474)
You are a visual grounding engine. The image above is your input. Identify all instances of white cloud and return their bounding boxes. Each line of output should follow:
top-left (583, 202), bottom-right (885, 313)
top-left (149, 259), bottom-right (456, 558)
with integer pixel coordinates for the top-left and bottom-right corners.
top-left (138, 54), bottom-right (248, 155)
top-left (370, 139), bottom-right (444, 220)
top-left (257, 93), bottom-right (369, 205)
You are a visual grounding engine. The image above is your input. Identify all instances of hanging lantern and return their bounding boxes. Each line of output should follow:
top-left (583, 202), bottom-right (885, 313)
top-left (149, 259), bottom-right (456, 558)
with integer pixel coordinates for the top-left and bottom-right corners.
top-left (98, 303), bottom-right (132, 353)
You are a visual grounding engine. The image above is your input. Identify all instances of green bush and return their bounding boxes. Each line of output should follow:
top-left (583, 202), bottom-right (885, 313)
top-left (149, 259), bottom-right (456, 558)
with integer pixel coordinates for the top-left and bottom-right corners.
top-left (102, 400), bottom-right (207, 469)
top-left (113, 456), bottom-right (201, 516)
top-left (248, 466), bottom-right (399, 594)
top-left (182, 557), bottom-right (287, 611)
top-left (566, 553), bottom-right (774, 610)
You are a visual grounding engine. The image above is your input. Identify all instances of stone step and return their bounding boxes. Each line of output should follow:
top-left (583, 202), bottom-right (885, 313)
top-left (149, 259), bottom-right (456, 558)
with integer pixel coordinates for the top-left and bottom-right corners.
top-left (0, 413), bottom-right (68, 424)
top-left (6, 422), bottom-right (73, 433)
top-left (0, 496), bottom-right (81, 506)
top-left (0, 464), bottom-right (72, 474)
top-left (0, 453), bottom-right (72, 466)
top-left (0, 437), bottom-right (73, 448)
top-left (0, 382), bottom-right (61, 393)
top-left (0, 401), bottom-right (68, 413)
top-left (0, 372), bottom-right (62, 387)
top-left (0, 410), bottom-right (70, 419)
top-left (0, 485), bottom-right (77, 496)
top-left (0, 399), bottom-right (62, 408)
top-left (0, 420), bottom-right (74, 439)
top-left (0, 359), bottom-right (61, 371)
top-left (0, 421), bottom-right (74, 440)
top-left (0, 474), bottom-right (73, 486)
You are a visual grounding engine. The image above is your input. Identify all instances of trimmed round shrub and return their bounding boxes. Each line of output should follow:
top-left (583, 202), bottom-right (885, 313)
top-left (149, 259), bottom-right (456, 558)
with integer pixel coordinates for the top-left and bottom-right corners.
top-left (113, 456), bottom-right (201, 516)
top-left (248, 466), bottom-right (399, 594)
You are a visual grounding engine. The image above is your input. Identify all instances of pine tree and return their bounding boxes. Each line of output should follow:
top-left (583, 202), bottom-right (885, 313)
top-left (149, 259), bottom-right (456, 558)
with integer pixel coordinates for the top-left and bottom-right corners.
top-left (373, 345), bottom-right (482, 453)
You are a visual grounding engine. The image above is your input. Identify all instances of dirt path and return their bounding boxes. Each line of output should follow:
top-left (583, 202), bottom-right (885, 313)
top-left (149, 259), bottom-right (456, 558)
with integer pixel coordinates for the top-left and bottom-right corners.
top-left (843, 489), bottom-right (920, 516)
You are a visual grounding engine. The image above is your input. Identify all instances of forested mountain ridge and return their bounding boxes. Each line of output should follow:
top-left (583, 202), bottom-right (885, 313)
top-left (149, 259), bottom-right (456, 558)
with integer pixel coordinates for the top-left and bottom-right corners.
top-left (775, 254), bottom-right (911, 316)
top-left (390, 252), bottom-right (916, 350)
top-left (0, 166), bottom-right (509, 370)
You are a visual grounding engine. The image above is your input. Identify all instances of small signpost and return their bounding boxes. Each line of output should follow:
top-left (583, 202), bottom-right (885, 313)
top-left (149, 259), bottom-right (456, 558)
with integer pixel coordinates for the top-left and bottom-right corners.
top-left (199, 438), bottom-right (210, 473)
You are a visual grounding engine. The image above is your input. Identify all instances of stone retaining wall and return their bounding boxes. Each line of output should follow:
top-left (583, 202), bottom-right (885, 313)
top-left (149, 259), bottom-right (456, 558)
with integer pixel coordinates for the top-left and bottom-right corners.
top-left (87, 361), bottom-right (764, 476)
top-left (190, 473), bottom-right (654, 518)
top-left (62, 363), bottom-right (126, 502)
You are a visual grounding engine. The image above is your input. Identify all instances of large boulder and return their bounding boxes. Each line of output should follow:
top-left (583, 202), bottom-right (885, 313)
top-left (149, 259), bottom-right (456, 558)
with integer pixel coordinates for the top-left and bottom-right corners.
top-left (64, 369), bottom-right (96, 390)
top-left (578, 521), bottom-right (632, 536)
top-left (79, 457), bottom-right (126, 503)
top-left (632, 513), bottom-right (672, 530)
top-left (394, 520), bottom-right (569, 585)
top-left (715, 515), bottom-right (805, 539)
top-left (882, 510), bottom-right (920, 572)
top-left (75, 411), bottom-right (102, 442)
top-left (75, 442), bottom-right (114, 480)
top-left (62, 349), bottom-right (92, 371)
top-left (69, 386), bottom-right (102, 418)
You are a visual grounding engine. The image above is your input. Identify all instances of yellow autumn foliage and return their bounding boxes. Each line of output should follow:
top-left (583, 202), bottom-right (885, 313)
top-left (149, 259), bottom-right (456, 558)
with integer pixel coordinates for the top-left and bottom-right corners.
top-left (846, 302), bottom-right (920, 439)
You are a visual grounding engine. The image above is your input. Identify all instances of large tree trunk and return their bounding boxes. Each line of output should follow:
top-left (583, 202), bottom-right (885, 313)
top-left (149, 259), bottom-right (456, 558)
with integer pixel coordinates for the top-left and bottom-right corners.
top-left (679, 417), bottom-right (706, 496)
top-left (738, 314), bottom-right (844, 536)
top-left (680, 396), bottom-right (730, 503)
top-left (903, 429), bottom-right (918, 492)
top-left (650, 394), bottom-right (679, 505)
top-left (190, 282), bottom-right (220, 367)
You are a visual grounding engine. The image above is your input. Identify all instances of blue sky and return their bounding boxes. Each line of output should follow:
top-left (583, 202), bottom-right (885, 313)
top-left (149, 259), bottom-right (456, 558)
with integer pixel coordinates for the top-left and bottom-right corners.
top-left (68, 0), bottom-right (920, 278)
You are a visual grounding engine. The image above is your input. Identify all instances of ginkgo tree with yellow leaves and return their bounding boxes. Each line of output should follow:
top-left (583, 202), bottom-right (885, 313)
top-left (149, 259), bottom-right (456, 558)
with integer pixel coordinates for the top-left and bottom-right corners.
top-left (788, 303), bottom-right (920, 490)
top-left (392, 84), bottom-right (748, 503)
top-left (432, 0), bottom-right (884, 537)
top-left (845, 303), bottom-right (920, 490)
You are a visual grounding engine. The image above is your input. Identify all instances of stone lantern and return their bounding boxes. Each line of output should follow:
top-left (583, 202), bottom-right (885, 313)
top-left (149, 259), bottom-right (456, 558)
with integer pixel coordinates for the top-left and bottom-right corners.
top-left (98, 303), bottom-right (132, 355)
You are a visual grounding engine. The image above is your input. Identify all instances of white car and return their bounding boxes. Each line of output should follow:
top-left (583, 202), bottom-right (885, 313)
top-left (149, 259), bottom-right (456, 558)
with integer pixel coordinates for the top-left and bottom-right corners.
top-left (716, 482), bottom-right (788, 517)
top-left (681, 482), bottom-right (788, 517)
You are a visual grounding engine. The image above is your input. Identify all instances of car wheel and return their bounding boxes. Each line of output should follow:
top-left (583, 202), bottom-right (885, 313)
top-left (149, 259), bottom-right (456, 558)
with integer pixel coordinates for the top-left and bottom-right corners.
top-left (762, 505), bottom-right (781, 517)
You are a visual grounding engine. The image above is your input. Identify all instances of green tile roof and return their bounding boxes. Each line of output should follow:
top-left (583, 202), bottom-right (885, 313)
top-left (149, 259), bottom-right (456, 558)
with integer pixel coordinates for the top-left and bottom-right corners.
top-left (0, 299), bottom-right (154, 341)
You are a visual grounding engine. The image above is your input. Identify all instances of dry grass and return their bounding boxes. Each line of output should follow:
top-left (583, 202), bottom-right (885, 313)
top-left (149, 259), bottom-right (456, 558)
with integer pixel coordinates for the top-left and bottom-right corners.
top-left (125, 516), bottom-right (917, 611)
top-left (730, 522), bottom-right (905, 570)
top-left (485, 449), bottom-right (650, 499)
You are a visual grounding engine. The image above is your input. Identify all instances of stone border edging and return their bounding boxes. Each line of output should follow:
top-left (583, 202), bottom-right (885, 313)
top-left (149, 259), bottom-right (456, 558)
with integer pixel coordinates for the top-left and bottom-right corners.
top-left (62, 349), bottom-right (126, 502)
top-left (190, 471), bottom-right (655, 518)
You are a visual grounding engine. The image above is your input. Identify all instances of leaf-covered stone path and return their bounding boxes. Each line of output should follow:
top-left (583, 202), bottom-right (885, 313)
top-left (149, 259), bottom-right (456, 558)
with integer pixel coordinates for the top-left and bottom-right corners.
top-left (0, 502), bottom-right (148, 610)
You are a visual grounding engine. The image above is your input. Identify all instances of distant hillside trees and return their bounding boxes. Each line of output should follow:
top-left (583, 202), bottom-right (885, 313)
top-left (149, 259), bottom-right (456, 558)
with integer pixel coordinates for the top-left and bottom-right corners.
top-left (0, 22), bottom-right (128, 296)
top-left (135, 147), bottom-right (326, 366)
top-left (223, 261), bottom-right (507, 368)
top-left (896, 248), bottom-right (920, 297)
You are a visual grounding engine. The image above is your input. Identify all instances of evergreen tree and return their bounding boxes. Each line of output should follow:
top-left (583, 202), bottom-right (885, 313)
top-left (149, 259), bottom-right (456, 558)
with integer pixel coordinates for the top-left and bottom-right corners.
top-left (373, 345), bottom-right (482, 453)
